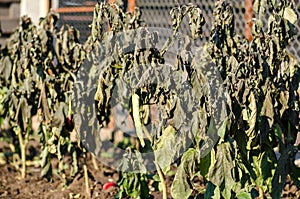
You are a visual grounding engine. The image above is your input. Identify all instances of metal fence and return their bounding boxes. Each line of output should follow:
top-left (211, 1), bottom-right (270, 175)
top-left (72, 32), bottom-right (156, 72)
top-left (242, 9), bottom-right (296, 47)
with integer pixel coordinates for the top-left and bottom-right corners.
top-left (55, 0), bottom-right (300, 59)
top-left (138, 0), bottom-right (300, 59)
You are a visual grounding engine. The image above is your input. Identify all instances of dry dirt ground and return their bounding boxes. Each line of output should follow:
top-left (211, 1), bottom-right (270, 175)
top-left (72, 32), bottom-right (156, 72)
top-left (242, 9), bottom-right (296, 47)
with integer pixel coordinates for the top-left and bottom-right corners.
top-left (0, 135), bottom-right (300, 198)
top-left (0, 139), bottom-right (169, 199)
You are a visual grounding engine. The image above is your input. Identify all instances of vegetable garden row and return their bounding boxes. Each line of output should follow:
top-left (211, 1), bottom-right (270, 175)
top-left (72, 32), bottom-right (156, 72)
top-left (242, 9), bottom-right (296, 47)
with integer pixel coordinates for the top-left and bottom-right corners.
top-left (0, 0), bottom-right (299, 198)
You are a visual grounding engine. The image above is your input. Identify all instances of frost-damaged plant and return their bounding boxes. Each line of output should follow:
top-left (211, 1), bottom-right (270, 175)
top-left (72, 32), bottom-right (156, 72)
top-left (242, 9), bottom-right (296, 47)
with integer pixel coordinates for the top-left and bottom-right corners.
top-left (200, 0), bottom-right (299, 198)
top-left (79, 3), bottom-right (154, 198)
top-left (87, 0), bottom-right (299, 198)
top-left (0, 13), bottom-right (86, 181)
top-left (86, 2), bottom-right (222, 199)
top-left (172, 0), bottom-right (299, 198)
top-left (170, 0), bottom-right (299, 198)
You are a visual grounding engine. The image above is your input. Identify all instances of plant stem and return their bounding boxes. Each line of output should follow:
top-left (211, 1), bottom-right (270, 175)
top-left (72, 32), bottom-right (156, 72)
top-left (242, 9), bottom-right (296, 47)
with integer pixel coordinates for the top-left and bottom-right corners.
top-left (258, 186), bottom-right (264, 199)
top-left (41, 83), bottom-right (51, 123)
top-left (17, 131), bottom-right (26, 178)
top-left (83, 150), bottom-right (91, 198)
top-left (91, 154), bottom-right (99, 171)
top-left (154, 161), bottom-right (167, 199)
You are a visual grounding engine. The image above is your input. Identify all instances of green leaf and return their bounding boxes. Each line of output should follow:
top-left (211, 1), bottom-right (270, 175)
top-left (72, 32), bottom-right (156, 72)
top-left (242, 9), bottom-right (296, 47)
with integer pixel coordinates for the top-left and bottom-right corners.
top-left (40, 146), bottom-right (52, 179)
top-left (236, 191), bottom-right (252, 199)
top-left (198, 152), bottom-right (211, 178)
top-left (254, 150), bottom-right (277, 193)
top-left (118, 172), bottom-right (149, 199)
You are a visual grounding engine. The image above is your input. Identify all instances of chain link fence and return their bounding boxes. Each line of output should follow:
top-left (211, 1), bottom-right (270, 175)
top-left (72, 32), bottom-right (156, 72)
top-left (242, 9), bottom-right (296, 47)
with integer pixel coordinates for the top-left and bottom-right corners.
top-left (138, 0), bottom-right (300, 59)
top-left (56, 0), bottom-right (300, 59)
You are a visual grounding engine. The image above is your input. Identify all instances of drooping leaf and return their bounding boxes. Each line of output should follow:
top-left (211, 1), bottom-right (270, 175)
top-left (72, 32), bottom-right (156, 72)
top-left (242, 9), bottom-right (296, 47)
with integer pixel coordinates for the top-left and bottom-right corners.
top-left (271, 145), bottom-right (295, 198)
top-left (253, 0), bottom-right (268, 27)
top-left (153, 125), bottom-right (177, 173)
top-left (236, 191), bottom-right (252, 199)
top-left (171, 148), bottom-right (198, 199)
top-left (208, 142), bottom-right (235, 199)
top-left (242, 91), bottom-right (257, 150)
top-left (283, 7), bottom-right (297, 24)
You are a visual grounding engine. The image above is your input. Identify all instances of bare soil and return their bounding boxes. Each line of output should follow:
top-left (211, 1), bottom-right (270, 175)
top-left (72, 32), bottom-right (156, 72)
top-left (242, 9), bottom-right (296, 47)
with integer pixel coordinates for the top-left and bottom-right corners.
top-left (0, 139), bottom-right (165, 199)
top-left (0, 139), bottom-right (299, 199)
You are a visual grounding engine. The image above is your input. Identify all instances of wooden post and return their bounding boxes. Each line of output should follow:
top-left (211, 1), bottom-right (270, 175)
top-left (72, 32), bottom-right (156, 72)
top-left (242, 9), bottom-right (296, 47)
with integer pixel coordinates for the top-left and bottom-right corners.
top-left (245, 0), bottom-right (253, 42)
top-left (128, 0), bottom-right (136, 13)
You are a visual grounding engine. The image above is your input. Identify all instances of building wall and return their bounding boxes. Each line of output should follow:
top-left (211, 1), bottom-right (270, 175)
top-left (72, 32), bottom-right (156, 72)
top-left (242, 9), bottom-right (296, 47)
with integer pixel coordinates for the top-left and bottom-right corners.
top-left (20, 0), bottom-right (49, 24)
top-left (0, 0), bottom-right (50, 46)
top-left (0, 0), bottom-right (20, 46)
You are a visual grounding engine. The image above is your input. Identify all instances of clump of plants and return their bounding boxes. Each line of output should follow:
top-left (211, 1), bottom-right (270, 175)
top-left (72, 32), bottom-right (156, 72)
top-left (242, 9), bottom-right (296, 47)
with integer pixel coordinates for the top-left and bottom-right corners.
top-left (0, 12), bottom-right (86, 183)
top-left (0, 0), bottom-right (299, 198)
top-left (88, 0), bottom-right (299, 198)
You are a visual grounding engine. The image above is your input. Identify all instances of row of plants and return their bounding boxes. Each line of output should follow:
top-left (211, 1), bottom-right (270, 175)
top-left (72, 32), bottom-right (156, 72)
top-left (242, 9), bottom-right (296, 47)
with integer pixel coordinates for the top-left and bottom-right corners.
top-left (0, 0), bottom-right (299, 198)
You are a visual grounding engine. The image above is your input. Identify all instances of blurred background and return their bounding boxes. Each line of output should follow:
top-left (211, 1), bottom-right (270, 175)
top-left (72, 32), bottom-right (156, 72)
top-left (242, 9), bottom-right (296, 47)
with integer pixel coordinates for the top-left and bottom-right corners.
top-left (0, 0), bottom-right (299, 60)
